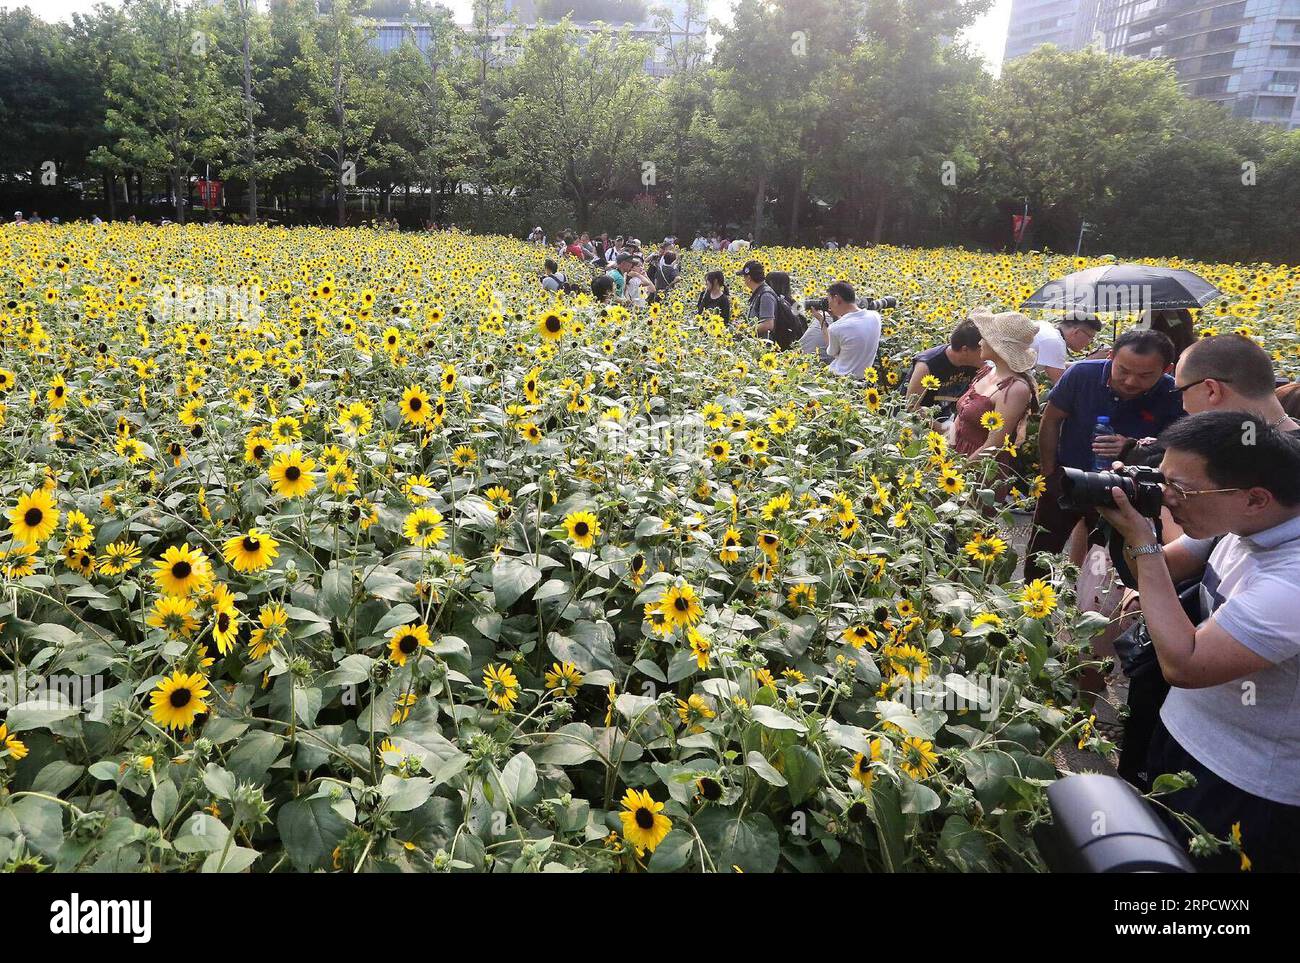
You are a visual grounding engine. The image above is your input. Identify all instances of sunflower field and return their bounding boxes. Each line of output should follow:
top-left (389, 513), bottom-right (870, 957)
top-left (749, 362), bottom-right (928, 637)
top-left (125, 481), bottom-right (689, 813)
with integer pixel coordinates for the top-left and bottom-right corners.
top-left (0, 224), bottom-right (1296, 874)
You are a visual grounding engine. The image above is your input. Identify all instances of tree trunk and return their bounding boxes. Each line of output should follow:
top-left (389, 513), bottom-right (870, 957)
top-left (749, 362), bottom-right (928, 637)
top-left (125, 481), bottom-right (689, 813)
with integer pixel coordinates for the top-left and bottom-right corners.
top-left (789, 161), bottom-right (802, 243)
top-left (751, 173), bottom-right (767, 244)
top-left (872, 194), bottom-right (886, 244)
top-left (173, 166), bottom-right (186, 224)
top-left (242, 1), bottom-right (258, 225)
top-left (105, 172), bottom-right (117, 219)
top-left (337, 163), bottom-right (347, 227)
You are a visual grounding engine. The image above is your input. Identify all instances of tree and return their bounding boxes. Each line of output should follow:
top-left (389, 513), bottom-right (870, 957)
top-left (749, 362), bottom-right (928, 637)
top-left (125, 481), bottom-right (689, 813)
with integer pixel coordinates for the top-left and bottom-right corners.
top-left (976, 45), bottom-right (1186, 247)
top-left (208, 0), bottom-right (300, 223)
top-left (386, 3), bottom-right (476, 224)
top-left (802, 0), bottom-right (988, 244)
top-left (707, 0), bottom-right (813, 242)
top-left (296, 0), bottom-right (389, 226)
top-left (499, 21), bottom-right (656, 228)
top-left (94, 0), bottom-right (239, 224)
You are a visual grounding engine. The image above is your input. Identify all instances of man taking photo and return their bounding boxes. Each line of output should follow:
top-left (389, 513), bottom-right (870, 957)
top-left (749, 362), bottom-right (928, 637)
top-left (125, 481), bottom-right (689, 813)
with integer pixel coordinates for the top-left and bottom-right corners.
top-left (810, 281), bottom-right (881, 380)
top-left (1025, 328), bottom-right (1184, 583)
top-left (1098, 411), bottom-right (1300, 871)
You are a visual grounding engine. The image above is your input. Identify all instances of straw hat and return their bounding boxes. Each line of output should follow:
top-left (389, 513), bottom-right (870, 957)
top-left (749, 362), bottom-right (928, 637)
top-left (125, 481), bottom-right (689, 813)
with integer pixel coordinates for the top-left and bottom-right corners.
top-left (968, 307), bottom-right (1039, 373)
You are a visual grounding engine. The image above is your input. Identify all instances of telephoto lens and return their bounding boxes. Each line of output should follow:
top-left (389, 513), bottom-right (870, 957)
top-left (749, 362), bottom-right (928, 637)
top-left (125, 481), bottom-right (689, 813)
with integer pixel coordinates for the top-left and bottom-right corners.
top-left (862, 296), bottom-right (899, 311)
top-left (803, 297), bottom-right (830, 312)
top-left (1058, 466), bottom-right (1166, 518)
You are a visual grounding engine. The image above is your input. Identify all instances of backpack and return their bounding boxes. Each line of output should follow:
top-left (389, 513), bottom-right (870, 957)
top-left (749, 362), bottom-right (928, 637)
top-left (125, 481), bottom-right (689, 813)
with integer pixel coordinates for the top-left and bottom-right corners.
top-left (545, 272), bottom-right (582, 296)
top-left (771, 296), bottom-right (807, 350)
top-left (655, 261), bottom-right (679, 292)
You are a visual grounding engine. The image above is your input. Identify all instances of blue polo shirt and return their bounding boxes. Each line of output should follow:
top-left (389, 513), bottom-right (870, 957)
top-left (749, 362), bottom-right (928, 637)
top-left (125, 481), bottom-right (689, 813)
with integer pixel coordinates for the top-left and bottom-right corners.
top-left (1046, 359), bottom-right (1184, 471)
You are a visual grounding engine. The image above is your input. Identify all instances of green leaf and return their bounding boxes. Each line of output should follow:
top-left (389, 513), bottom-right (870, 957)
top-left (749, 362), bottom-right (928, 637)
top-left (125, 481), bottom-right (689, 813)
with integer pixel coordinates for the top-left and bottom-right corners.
top-left (497, 752), bottom-right (538, 805)
top-left (152, 780), bottom-right (179, 827)
top-left (277, 796), bottom-right (351, 872)
top-left (647, 830), bottom-right (695, 873)
top-left (380, 774), bottom-right (434, 812)
top-left (899, 777), bottom-right (942, 814)
top-left (174, 813), bottom-right (230, 853)
top-left (320, 566), bottom-right (353, 621)
top-left (745, 750), bottom-right (788, 787)
top-left (202, 846), bottom-right (261, 873)
top-left (695, 810), bottom-right (779, 874)
top-left (869, 778), bottom-right (907, 872)
top-left (203, 763), bottom-right (236, 800)
top-left (546, 620), bottom-right (617, 673)
top-left (4, 701), bottom-right (80, 732)
top-left (493, 557), bottom-right (542, 608)
top-left (938, 814), bottom-right (996, 871)
top-left (32, 761), bottom-right (83, 796)
top-left (374, 603), bottom-right (419, 635)
top-left (750, 704), bottom-right (807, 733)
top-left (779, 745), bottom-right (822, 805)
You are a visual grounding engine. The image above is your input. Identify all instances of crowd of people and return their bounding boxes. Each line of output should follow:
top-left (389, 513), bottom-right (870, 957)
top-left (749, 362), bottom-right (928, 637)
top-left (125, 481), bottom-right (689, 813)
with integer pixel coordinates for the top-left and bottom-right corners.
top-left (531, 224), bottom-right (1300, 871)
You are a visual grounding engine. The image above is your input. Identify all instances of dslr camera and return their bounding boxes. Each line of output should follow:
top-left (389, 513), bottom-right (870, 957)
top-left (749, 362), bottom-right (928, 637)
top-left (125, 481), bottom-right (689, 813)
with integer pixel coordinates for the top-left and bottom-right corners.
top-left (1058, 465), bottom-right (1166, 518)
top-left (802, 295), bottom-right (898, 312)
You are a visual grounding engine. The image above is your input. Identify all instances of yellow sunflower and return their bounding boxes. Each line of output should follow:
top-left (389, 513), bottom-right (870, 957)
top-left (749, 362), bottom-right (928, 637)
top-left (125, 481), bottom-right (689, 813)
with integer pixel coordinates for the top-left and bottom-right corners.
top-left (618, 788), bottom-right (672, 854)
top-left (222, 528), bottom-right (280, 573)
top-left (150, 670), bottom-right (211, 731)
top-left (152, 543), bottom-right (212, 597)
top-left (8, 487), bottom-right (60, 545)
top-left (387, 621), bottom-right (432, 666)
top-left (563, 510), bottom-right (601, 549)
top-left (269, 449), bottom-right (317, 499)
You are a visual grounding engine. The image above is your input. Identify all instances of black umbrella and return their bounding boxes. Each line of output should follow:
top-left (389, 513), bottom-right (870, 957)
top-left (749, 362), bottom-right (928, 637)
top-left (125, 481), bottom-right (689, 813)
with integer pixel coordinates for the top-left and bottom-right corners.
top-left (1020, 264), bottom-right (1221, 315)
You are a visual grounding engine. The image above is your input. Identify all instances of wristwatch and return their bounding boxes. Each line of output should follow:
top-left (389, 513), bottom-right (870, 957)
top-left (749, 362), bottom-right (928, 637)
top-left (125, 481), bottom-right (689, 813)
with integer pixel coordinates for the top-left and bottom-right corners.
top-left (1123, 542), bottom-right (1164, 561)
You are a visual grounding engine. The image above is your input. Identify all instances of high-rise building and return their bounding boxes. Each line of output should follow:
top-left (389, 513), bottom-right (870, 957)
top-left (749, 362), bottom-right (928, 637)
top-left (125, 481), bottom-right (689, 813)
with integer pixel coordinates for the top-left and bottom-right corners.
top-left (1003, 0), bottom-right (1102, 62)
top-left (1098, 0), bottom-right (1300, 128)
top-left (1004, 0), bottom-right (1300, 128)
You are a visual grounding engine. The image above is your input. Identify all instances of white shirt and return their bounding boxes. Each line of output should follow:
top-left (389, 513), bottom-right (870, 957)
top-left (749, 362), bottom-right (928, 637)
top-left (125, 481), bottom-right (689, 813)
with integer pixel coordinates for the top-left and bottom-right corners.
top-left (727, 239), bottom-right (749, 254)
top-left (691, 237), bottom-right (708, 251)
top-left (1161, 514), bottom-right (1300, 804)
top-left (1032, 321), bottom-right (1069, 372)
top-left (799, 312), bottom-right (831, 362)
top-left (826, 308), bottom-right (881, 379)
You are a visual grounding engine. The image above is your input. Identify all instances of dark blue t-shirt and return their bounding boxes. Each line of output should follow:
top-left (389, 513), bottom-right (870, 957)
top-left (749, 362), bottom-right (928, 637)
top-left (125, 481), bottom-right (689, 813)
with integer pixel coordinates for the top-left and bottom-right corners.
top-left (1046, 359), bottom-right (1184, 471)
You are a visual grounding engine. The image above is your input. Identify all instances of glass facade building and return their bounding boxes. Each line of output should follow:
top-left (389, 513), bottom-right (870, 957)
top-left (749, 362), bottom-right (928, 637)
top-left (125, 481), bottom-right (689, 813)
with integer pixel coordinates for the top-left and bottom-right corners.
top-left (1005, 0), bottom-right (1300, 128)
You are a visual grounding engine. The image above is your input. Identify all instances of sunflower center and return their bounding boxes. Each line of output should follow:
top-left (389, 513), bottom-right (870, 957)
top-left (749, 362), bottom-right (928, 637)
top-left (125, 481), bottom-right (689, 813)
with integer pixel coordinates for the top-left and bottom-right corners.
top-left (242, 536), bottom-right (260, 552)
top-left (217, 612), bottom-right (231, 632)
top-left (409, 396), bottom-right (422, 411)
top-left (573, 521), bottom-right (589, 537)
top-left (169, 688), bottom-right (192, 708)
top-left (674, 597), bottom-right (689, 612)
top-left (171, 560), bottom-right (192, 580)
top-left (545, 316), bottom-right (562, 332)
top-left (398, 634), bottom-right (418, 654)
top-left (285, 466), bottom-right (301, 481)
top-left (253, 444), bottom-right (266, 459)
top-left (634, 807), bottom-right (655, 830)
top-left (23, 507), bottom-right (43, 527)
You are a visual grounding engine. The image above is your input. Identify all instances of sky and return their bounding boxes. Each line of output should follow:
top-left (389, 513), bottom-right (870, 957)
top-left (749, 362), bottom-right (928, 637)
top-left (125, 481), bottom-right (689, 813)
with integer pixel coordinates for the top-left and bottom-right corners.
top-left (2, 0), bottom-right (1013, 72)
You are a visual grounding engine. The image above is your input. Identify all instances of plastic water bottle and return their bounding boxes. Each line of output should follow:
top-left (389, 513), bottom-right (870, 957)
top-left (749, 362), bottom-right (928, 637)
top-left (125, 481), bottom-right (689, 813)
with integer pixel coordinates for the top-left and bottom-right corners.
top-left (1093, 416), bottom-right (1113, 471)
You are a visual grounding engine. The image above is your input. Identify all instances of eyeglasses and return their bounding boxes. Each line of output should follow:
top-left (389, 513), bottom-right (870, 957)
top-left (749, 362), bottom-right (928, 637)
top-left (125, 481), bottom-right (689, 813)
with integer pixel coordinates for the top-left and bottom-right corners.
top-left (1164, 479), bottom-right (1243, 500)
top-left (1174, 377), bottom-right (1231, 394)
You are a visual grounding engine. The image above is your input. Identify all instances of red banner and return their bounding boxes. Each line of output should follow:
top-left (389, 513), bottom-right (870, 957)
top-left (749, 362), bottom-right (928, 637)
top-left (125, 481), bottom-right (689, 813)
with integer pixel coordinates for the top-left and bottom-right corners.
top-left (196, 179), bottom-right (222, 209)
top-left (1012, 213), bottom-right (1032, 243)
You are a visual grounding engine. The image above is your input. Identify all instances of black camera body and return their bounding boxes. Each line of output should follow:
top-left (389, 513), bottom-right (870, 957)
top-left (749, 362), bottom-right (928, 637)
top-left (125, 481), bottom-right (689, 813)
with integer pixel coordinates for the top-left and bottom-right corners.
top-left (1059, 465), bottom-right (1166, 518)
top-left (803, 297), bottom-right (830, 312)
